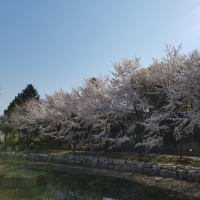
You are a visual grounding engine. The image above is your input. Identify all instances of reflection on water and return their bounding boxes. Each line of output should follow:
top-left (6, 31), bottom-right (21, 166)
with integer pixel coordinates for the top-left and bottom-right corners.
top-left (0, 172), bottom-right (196, 200)
top-left (42, 173), bottom-right (189, 200)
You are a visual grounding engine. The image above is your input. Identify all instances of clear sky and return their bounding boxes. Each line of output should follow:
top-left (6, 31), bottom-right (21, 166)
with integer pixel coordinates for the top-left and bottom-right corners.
top-left (1, 0), bottom-right (200, 114)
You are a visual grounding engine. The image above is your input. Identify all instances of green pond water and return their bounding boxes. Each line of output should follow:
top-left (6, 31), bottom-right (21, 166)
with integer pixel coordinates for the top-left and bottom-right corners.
top-left (0, 173), bottom-right (197, 200)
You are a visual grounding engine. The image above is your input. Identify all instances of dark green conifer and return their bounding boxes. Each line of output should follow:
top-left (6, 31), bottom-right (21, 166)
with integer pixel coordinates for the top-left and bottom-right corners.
top-left (4, 84), bottom-right (39, 116)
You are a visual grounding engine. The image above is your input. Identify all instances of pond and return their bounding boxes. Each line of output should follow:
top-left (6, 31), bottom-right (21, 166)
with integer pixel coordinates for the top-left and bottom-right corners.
top-left (0, 172), bottom-right (196, 200)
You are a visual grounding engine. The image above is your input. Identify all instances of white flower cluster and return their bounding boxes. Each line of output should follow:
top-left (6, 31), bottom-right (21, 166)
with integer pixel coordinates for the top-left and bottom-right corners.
top-left (2, 45), bottom-right (200, 150)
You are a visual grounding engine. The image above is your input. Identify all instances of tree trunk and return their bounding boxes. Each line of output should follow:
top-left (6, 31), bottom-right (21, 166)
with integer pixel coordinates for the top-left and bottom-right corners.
top-left (41, 139), bottom-right (43, 150)
top-left (50, 137), bottom-right (52, 151)
top-left (4, 134), bottom-right (7, 150)
top-left (59, 139), bottom-right (62, 150)
top-left (138, 146), bottom-right (142, 155)
top-left (73, 143), bottom-right (76, 153)
top-left (156, 145), bottom-right (159, 155)
top-left (18, 131), bottom-right (21, 145)
top-left (180, 138), bottom-right (183, 159)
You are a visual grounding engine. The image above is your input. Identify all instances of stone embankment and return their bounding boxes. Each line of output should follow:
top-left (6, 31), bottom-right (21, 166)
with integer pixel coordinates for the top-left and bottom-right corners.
top-left (1, 152), bottom-right (200, 183)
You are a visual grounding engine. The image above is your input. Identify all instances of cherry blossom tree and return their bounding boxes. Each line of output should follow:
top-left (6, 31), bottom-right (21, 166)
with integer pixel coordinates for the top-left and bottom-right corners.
top-left (8, 99), bottom-right (48, 139)
top-left (72, 76), bottom-right (117, 150)
top-left (142, 45), bottom-right (200, 158)
top-left (104, 58), bottom-right (152, 151)
top-left (4, 45), bottom-right (199, 156)
top-left (72, 59), bottom-right (152, 151)
top-left (39, 89), bottom-right (94, 152)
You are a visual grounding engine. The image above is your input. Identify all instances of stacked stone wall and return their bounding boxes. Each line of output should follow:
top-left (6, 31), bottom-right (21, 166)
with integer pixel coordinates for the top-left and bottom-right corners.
top-left (1, 152), bottom-right (200, 183)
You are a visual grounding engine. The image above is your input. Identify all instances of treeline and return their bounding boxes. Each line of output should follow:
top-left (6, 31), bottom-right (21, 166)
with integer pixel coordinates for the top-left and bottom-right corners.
top-left (0, 45), bottom-right (200, 157)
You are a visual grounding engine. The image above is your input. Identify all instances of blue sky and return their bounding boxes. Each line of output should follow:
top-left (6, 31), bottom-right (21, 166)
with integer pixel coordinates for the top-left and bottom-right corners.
top-left (1, 0), bottom-right (200, 114)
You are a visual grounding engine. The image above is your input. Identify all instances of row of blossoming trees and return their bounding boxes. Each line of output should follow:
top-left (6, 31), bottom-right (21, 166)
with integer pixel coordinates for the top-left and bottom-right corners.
top-left (2, 45), bottom-right (200, 156)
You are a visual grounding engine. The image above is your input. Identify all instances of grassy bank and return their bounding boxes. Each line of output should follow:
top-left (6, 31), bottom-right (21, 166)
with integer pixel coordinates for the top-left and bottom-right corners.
top-left (0, 159), bottom-right (47, 178)
top-left (10, 150), bottom-right (200, 168)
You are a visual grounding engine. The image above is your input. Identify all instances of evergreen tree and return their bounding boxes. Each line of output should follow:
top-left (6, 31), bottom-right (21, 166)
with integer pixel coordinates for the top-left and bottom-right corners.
top-left (21, 84), bottom-right (40, 100)
top-left (4, 84), bottom-right (39, 116)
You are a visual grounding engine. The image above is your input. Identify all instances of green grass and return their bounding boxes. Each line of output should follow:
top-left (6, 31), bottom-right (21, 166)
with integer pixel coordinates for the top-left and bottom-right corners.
top-left (0, 160), bottom-right (47, 178)
top-left (3, 149), bottom-right (200, 168)
top-left (47, 150), bottom-right (200, 168)
top-left (71, 151), bottom-right (200, 168)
